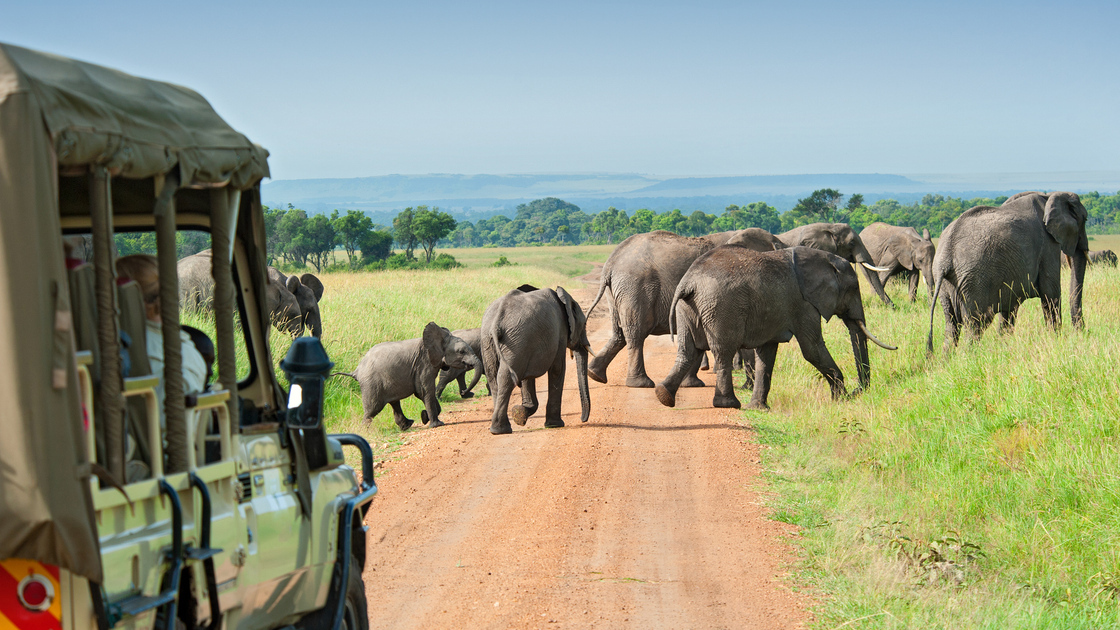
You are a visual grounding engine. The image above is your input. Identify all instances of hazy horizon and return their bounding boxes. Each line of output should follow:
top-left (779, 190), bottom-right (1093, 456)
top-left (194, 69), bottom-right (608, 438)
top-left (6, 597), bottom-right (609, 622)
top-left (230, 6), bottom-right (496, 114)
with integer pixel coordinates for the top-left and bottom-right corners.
top-left (4, 1), bottom-right (1118, 181)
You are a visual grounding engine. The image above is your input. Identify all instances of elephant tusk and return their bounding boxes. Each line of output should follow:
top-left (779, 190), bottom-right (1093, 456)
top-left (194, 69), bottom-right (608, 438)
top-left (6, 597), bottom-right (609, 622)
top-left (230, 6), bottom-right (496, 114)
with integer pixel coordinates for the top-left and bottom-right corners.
top-left (859, 321), bottom-right (897, 350)
top-left (861, 261), bottom-right (892, 273)
top-left (583, 343), bottom-right (598, 358)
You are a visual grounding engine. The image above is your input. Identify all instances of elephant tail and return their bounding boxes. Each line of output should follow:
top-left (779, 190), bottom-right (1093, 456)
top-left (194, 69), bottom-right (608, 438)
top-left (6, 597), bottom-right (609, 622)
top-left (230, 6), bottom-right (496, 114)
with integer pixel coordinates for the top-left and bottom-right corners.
top-left (489, 326), bottom-right (522, 384)
top-left (668, 282), bottom-right (694, 342)
top-left (926, 275), bottom-right (944, 356)
top-left (584, 269), bottom-right (611, 319)
top-left (329, 371), bottom-right (359, 383)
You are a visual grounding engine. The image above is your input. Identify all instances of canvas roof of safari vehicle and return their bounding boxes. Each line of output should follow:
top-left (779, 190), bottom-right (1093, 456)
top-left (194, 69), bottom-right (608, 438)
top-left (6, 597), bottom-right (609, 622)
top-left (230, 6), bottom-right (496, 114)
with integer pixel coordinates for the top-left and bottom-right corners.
top-left (0, 42), bottom-right (271, 583)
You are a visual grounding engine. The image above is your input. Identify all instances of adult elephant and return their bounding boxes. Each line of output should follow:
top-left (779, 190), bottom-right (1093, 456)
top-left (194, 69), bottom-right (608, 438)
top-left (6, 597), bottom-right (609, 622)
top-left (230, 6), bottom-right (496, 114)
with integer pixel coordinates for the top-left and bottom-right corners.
top-left (928, 191), bottom-right (1088, 352)
top-left (778, 223), bottom-right (895, 307)
top-left (585, 229), bottom-right (781, 388)
top-left (858, 222), bottom-right (936, 302)
top-left (481, 286), bottom-right (592, 435)
top-left (178, 250), bottom-right (324, 337)
top-left (655, 246), bottom-right (896, 411)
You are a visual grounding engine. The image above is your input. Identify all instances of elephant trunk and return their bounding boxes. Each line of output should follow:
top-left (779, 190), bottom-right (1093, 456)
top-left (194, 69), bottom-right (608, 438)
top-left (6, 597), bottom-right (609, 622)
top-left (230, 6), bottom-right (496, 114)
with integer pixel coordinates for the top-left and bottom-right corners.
top-left (307, 313), bottom-right (323, 338)
top-left (1069, 249), bottom-right (1087, 329)
top-left (575, 346), bottom-right (591, 423)
top-left (463, 351), bottom-right (483, 393)
top-left (855, 245), bottom-right (895, 308)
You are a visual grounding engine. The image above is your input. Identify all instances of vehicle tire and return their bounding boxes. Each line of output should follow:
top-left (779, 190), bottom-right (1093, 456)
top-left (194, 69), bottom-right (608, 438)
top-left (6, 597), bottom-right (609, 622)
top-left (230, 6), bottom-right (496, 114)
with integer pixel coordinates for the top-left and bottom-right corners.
top-left (300, 555), bottom-right (367, 630)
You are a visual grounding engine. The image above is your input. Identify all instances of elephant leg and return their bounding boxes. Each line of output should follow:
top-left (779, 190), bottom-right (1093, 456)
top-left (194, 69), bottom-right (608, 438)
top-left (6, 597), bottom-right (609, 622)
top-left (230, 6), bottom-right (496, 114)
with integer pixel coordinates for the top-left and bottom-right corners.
top-left (711, 348), bottom-right (741, 409)
top-left (908, 272), bottom-right (920, 303)
top-left (587, 315), bottom-right (626, 384)
top-left (738, 348), bottom-right (756, 390)
top-left (998, 308), bottom-right (1018, 335)
top-left (362, 399), bottom-right (386, 425)
top-left (510, 377), bottom-right (538, 426)
top-left (489, 365), bottom-right (516, 435)
top-left (624, 333), bottom-right (656, 388)
top-left (940, 288), bottom-right (962, 353)
top-left (655, 326), bottom-right (704, 407)
top-left (389, 400), bottom-right (414, 432)
top-left (421, 386), bottom-right (444, 428)
top-left (456, 372), bottom-right (474, 398)
top-left (682, 351), bottom-right (706, 388)
top-left (435, 368), bottom-right (456, 398)
top-left (796, 327), bottom-right (846, 400)
top-left (747, 343), bottom-right (778, 410)
top-left (544, 354), bottom-right (567, 428)
top-left (699, 352), bottom-right (710, 371)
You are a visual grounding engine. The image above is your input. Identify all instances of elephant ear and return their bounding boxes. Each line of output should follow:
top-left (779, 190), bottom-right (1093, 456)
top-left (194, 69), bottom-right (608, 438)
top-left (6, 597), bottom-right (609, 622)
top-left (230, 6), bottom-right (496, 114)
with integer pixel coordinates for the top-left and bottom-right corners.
top-left (896, 237), bottom-right (915, 270)
top-left (803, 228), bottom-right (839, 253)
top-left (516, 283), bottom-right (538, 293)
top-left (1043, 192), bottom-right (1089, 257)
top-left (300, 273), bottom-right (325, 302)
top-left (285, 274), bottom-right (302, 295)
top-left (421, 322), bottom-right (447, 367)
top-left (554, 286), bottom-right (580, 348)
top-left (922, 228), bottom-right (931, 242)
top-left (791, 249), bottom-right (841, 321)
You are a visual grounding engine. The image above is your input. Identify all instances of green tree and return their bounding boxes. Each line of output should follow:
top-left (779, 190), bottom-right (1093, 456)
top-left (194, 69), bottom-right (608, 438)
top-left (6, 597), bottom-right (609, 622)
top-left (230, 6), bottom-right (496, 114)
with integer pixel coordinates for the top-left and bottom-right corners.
top-left (359, 230), bottom-right (393, 262)
top-left (846, 194), bottom-right (864, 211)
top-left (794, 188), bottom-right (844, 222)
top-left (304, 213), bottom-right (337, 272)
top-left (393, 207), bottom-right (418, 259)
top-left (412, 207), bottom-right (457, 262)
top-left (333, 209), bottom-right (375, 265)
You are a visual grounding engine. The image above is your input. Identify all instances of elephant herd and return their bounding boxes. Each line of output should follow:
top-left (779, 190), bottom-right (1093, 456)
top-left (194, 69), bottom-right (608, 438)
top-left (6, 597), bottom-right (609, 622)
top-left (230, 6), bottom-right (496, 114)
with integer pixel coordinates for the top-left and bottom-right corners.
top-left (176, 190), bottom-right (1107, 433)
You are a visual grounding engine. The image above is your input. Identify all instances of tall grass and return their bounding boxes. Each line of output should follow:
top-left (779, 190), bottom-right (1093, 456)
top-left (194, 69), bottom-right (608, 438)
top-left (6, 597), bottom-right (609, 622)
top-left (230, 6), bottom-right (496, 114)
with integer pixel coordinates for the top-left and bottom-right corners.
top-left (752, 261), bottom-right (1120, 628)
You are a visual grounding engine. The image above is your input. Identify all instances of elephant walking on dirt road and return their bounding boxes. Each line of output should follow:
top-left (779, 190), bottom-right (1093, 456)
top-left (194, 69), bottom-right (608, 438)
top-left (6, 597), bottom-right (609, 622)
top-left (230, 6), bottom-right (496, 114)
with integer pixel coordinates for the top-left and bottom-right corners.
top-left (655, 246), bottom-right (896, 411)
top-left (928, 191), bottom-right (1088, 353)
top-left (481, 286), bottom-right (592, 435)
top-left (585, 229), bottom-right (785, 388)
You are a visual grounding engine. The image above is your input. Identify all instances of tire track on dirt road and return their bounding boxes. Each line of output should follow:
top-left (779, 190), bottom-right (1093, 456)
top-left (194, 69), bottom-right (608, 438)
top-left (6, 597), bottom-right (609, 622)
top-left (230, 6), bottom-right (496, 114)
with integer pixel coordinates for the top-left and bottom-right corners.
top-left (362, 263), bottom-right (810, 629)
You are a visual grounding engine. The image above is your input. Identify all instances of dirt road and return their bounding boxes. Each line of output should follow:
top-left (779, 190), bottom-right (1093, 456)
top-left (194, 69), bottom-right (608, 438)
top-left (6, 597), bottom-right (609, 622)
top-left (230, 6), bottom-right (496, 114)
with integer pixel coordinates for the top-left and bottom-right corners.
top-left (361, 266), bottom-right (810, 629)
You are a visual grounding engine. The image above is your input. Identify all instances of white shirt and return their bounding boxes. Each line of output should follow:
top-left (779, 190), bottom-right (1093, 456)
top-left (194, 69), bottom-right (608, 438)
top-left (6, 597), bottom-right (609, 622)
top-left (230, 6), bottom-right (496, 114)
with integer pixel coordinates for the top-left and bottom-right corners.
top-left (146, 320), bottom-right (209, 419)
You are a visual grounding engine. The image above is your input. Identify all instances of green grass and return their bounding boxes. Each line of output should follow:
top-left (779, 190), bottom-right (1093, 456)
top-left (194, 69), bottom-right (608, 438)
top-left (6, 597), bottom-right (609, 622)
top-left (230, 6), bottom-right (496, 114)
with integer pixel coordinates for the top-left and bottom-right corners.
top-left (749, 261), bottom-right (1120, 628)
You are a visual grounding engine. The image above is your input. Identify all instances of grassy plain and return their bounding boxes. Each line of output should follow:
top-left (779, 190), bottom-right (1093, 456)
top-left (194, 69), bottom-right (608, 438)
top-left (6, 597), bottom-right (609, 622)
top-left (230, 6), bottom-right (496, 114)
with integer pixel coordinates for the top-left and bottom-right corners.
top-left (191, 237), bottom-right (1120, 626)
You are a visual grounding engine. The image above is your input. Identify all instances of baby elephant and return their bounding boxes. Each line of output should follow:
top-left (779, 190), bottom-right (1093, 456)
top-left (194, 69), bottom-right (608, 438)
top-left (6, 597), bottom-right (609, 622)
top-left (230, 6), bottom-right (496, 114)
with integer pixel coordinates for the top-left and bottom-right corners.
top-left (349, 322), bottom-right (480, 430)
top-left (481, 286), bottom-right (593, 435)
top-left (436, 328), bottom-right (486, 399)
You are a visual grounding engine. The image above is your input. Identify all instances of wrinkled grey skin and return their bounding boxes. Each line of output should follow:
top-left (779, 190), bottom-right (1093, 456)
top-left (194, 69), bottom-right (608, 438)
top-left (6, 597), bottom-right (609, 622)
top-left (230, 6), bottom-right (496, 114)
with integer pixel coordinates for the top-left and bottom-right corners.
top-left (481, 286), bottom-right (592, 435)
top-left (928, 191), bottom-right (1088, 353)
top-left (725, 227), bottom-right (788, 252)
top-left (859, 222), bottom-right (936, 302)
top-left (655, 246), bottom-right (895, 411)
top-left (779, 223), bottom-right (895, 308)
top-left (352, 322), bottom-right (480, 431)
top-left (436, 327), bottom-right (486, 398)
top-left (178, 249), bottom-right (323, 338)
top-left (585, 229), bottom-right (773, 388)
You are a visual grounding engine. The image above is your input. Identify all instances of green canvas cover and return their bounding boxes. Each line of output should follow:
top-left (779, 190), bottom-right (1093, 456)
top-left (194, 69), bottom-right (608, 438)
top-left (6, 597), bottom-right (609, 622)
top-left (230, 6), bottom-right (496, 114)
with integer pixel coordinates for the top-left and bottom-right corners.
top-left (0, 42), bottom-right (270, 583)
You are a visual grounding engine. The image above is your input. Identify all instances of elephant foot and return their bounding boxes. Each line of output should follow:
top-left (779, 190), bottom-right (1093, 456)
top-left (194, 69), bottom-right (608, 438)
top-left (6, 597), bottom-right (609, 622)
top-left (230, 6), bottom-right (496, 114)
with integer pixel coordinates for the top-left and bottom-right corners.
top-left (654, 383), bottom-right (676, 408)
top-left (459, 390), bottom-right (474, 399)
top-left (544, 417), bottom-right (565, 428)
top-left (421, 410), bottom-right (429, 425)
top-left (587, 366), bottom-right (608, 384)
top-left (395, 417), bottom-right (414, 432)
top-left (746, 400), bottom-right (770, 412)
top-left (510, 405), bottom-right (530, 426)
top-left (739, 378), bottom-right (755, 390)
top-left (682, 375), bottom-right (706, 388)
top-left (427, 417), bottom-right (445, 428)
top-left (625, 375), bottom-right (655, 388)
top-left (713, 394), bottom-right (742, 409)
top-left (489, 420), bottom-right (513, 435)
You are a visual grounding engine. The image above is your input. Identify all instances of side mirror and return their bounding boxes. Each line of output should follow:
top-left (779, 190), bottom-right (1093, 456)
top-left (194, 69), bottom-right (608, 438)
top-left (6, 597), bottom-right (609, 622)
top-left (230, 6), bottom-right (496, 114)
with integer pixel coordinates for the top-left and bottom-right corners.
top-left (280, 338), bottom-right (333, 469)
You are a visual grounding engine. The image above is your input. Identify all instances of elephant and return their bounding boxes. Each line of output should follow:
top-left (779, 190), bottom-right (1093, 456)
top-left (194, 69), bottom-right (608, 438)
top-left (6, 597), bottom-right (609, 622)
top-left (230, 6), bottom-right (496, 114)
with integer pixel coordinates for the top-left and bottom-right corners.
top-left (480, 285), bottom-right (592, 435)
top-left (778, 223), bottom-right (895, 307)
top-left (858, 222), bottom-right (936, 302)
top-left (654, 245), bottom-right (896, 411)
top-left (435, 327), bottom-right (486, 399)
top-left (927, 191), bottom-right (1088, 353)
top-left (347, 322), bottom-right (480, 431)
top-left (178, 250), bottom-right (325, 337)
top-left (585, 229), bottom-right (782, 388)
top-left (1064, 249), bottom-right (1117, 268)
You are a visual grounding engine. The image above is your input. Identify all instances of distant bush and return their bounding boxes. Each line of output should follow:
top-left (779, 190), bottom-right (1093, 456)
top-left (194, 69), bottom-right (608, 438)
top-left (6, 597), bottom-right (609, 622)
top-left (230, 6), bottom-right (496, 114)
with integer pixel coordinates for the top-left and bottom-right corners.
top-left (430, 253), bottom-right (462, 270)
top-left (491, 255), bottom-right (515, 267)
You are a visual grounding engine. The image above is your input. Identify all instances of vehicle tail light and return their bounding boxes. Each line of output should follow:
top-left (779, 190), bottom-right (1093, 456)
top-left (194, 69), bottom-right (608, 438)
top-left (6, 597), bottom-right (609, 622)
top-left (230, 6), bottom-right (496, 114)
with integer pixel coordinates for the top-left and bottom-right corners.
top-left (17, 573), bottom-right (54, 611)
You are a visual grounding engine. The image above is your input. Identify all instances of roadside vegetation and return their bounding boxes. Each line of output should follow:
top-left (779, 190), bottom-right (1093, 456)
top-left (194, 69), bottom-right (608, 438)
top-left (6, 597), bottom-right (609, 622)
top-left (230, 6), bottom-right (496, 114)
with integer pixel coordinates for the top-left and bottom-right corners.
top-left (752, 233), bottom-right (1120, 628)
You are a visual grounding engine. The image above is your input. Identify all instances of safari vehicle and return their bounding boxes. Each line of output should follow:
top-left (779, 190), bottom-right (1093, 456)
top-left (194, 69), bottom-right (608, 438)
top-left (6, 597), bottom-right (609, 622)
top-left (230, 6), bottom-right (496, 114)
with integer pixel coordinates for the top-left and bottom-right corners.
top-left (0, 43), bottom-right (375, 630)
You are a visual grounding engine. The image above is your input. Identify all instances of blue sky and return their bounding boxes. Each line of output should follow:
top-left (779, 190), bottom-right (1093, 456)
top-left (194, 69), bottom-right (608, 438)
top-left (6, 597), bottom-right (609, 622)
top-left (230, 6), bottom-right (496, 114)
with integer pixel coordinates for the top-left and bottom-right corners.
top-left (4, 1), bottom-right (1118, 180)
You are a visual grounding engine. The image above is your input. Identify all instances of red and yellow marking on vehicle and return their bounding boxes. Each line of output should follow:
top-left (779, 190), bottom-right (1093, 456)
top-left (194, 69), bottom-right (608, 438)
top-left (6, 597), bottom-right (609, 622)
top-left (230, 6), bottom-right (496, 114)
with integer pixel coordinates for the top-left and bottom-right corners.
top-left (0, 559), bottom-right (61, 630)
